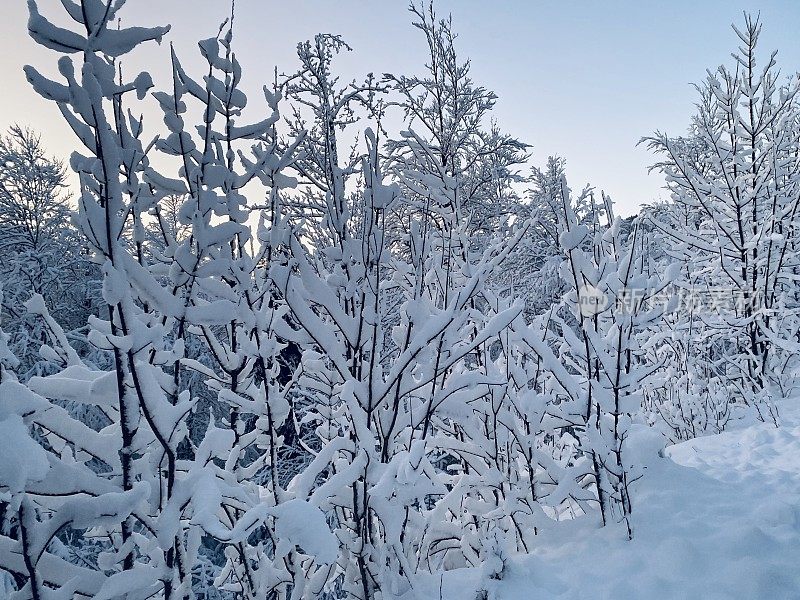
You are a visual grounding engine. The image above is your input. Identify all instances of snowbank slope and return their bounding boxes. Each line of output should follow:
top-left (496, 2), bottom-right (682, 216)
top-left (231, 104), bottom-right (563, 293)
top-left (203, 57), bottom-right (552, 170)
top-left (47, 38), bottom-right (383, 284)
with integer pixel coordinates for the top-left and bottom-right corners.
top-left (428, 404), bottom-right (800, 600)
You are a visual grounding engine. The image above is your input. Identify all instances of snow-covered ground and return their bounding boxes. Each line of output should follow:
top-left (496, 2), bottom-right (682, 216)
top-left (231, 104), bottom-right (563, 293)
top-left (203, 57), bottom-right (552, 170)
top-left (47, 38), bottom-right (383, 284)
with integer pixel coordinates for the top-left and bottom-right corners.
top-left (423, 402), bottom-right (800, 600)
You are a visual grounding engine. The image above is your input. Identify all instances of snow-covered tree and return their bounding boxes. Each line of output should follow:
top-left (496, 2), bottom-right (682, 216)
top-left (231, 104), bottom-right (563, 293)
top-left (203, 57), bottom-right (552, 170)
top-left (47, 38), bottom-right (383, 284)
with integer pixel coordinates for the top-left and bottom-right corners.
top-left (0, 125), bottom-right (99, 375)
top-left (386, 1), bottom-right (528, 242)
top-left (279, 33), bottom-right (387, 250)
top-left (642, 14), bottom-right (800, 418)
top-left (506, 171), bottom-right (675, 537)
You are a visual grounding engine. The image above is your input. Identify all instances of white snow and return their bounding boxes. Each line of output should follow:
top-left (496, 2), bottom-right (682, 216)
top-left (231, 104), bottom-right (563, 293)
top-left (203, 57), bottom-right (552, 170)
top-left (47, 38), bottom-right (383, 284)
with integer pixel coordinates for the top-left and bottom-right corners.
top-left (269, 498), bottom-right (339, 566)
top-left (0, 414), bottom-right (50, 494)
top-left (9, 2), bottom-right (800, 597)
top-left (415, 401), bottom-right (800, 600)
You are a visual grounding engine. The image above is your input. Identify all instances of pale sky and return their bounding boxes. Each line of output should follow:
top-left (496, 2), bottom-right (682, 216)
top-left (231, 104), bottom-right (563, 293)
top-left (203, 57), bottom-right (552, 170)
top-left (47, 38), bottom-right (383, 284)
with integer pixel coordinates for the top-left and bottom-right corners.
top-left (2, 1), bottom-right (800, 215)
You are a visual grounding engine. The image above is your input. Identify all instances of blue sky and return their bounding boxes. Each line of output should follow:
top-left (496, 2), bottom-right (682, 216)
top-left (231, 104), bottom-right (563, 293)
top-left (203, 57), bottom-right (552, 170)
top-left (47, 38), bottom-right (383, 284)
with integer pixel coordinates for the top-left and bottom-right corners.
top-left (2, 1), bottom-right (800, 215)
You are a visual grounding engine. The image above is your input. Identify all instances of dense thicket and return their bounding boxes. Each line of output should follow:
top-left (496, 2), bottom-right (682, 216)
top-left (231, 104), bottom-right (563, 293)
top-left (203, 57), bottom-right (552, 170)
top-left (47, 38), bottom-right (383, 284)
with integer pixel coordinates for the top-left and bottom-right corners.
top-left (1, 3), bottom-right (798, 599)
